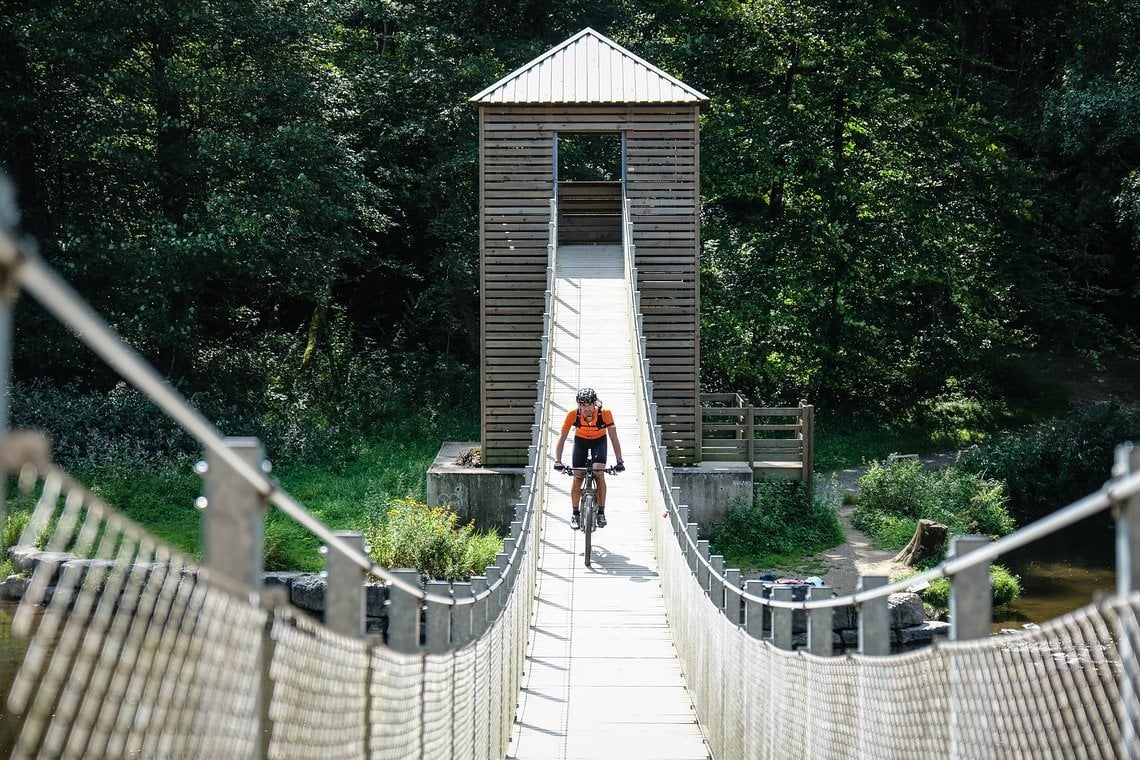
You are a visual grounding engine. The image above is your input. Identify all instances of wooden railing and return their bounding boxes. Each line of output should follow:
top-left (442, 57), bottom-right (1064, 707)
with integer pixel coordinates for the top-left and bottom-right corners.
top-left (557, 181), bottom-right (622, 244)
top-left (700, 393), bottom-right (814, 496)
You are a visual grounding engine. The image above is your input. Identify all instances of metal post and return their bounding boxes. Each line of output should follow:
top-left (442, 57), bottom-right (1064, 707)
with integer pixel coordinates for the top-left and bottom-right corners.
top-left (325, 531), bottom-right (366, 637)
top-left (724, 569), bottom-right (743, 625)
top-left (771, 586), bottom-right (794, 650)
top-left (1113, 442), bottom-right (1140, 759)
top-left (949, 535), bottom-right (992, 641)
top-left (857, 575), bottom-right (890, 656)
top-left (696, 539), bottom-right (711, 591)
top-left (451, 582), bottom-right (474, 647)
top-left (709, 555), bottom-right (726, 609)
top-left (1115, 442), bottom-right (1140, 595)
top-left (744, 580), bottom-right (765, 640)
top-left (425, 580), bottom-right (452, 653)
top-left (486, 563), bottom-right (504, 618)
top-left (686, 523), bottom-right (699, 571)
top-left (200, 436), bottom-right (270, 759)
top-left (202, 437), bottom-right (268, 590)
top-left (386, 568), bottom-right (423, 651)
top-left (807, 586), bottom-right (834, 656)
top-left (470, 575), bottom-right (488, 638)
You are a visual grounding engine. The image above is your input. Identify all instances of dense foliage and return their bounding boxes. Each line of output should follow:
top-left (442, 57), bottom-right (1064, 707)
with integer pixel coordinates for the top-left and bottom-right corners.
top-left (959, 401), bottom-right (1140, 523)
top-left (852, 457), bottom-right (1015, 551)
top-left (364, 497), bottom-right (502, 582)
top-left (2, 0), bottom-right (1137, 424)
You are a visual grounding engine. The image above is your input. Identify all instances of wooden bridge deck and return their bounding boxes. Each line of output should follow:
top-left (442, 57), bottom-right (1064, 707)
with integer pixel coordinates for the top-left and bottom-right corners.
top-left (508, 245), bottom-right (710, 759)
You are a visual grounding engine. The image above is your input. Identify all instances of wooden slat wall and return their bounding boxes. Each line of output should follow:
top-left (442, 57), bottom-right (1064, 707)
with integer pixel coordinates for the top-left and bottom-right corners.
top-left (626, 107), bottom-right (701, 464)
top-left (479, 107), bottom-right (554, 464)
top-left (477, 105), bottom-right (701, 465)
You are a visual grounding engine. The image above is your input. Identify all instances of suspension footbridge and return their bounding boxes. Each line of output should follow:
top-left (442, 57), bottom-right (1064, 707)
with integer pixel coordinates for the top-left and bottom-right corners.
top-left (2, 25), bottom-right (1140, 758)
top-left (2, 197), bottom-right (1139, 759)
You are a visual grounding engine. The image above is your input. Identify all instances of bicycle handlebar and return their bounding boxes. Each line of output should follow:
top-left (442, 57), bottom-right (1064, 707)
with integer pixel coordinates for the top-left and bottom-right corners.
top-left (555, 464), bottom-right (620, 475)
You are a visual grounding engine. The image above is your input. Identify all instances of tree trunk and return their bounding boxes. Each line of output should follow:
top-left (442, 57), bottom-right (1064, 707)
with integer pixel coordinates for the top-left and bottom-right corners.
top-left (893, 519), bottom-right (948, 566)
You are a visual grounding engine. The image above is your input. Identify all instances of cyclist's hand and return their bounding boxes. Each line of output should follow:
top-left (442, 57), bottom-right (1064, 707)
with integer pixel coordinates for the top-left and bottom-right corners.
top-left (553, 461), bottom-right (564, 471)
top-left (614, 460), bottom-right (625, 472)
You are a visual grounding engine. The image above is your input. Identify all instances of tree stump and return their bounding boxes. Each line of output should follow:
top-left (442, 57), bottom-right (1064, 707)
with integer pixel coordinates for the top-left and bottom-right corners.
top-left (893, 519), bottom-right (948, 566)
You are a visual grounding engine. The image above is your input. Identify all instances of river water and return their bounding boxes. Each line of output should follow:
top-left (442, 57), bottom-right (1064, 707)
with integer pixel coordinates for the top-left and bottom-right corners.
top-left (991, 513), bottom-right (1116, 631)
top-left (0, 602), bottom-right (30, 753)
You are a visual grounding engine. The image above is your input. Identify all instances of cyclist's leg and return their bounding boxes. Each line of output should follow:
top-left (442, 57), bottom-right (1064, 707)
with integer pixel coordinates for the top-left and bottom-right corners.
top-left (589, 438), bottom-right (609, 527)
top-left (590, 438), bottom-right (609, 508)
top-left (570, 438), bottom-right (589, 526)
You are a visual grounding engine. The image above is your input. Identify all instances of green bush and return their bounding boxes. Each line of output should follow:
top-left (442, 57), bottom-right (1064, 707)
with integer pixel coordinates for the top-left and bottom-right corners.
top-left (364, 497), bottom-right (502, 582)
top-left (920, 564), bottom-right (1021, 613)
top-left (959, 401), bottom-right (1140, 524)
top-left (856, 459), bottom-right (928, 519)
top-left (709, 479), bottom-right (844, 569)
top-left (853, 458), bottom-right (1015, 552)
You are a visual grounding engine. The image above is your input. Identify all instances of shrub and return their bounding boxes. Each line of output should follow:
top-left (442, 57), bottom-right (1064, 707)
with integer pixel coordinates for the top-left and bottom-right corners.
top-left (920, 564), bottom-right (1021, 613)
top-left (856, 459), bottom-right (929, 519)
top-left (710, 479), bottom-right (844, 568)
top-left (959, 401), bottom-right (1140, 524)
top-left (364, 497), bottom-right (502, 582)
top-left (853, 458), bottom-right (1015, 552)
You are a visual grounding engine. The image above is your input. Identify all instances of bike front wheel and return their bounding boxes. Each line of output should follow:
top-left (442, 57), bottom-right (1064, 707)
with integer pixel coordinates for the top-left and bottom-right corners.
top-left (582, 493), bottom-right (595, 567)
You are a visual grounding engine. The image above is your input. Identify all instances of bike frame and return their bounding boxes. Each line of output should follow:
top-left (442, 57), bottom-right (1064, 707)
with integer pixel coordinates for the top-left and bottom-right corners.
top-left (561, 454), bottom-right (616, 567)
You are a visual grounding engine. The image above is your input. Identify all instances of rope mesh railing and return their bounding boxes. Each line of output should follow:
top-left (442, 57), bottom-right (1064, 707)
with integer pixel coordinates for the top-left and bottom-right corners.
top-left (618, 198), bottom-right (1140, 758)
top-left (0, 182), bottom-right (549, 758)
top-left (3, 442), bottom-right (538, 759)
top-left (648, 467), bottom-right (1139, 758)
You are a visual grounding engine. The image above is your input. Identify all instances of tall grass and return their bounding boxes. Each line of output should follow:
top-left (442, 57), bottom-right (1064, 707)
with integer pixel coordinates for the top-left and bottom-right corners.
top-left (4, 377), bottom-right (485, 576)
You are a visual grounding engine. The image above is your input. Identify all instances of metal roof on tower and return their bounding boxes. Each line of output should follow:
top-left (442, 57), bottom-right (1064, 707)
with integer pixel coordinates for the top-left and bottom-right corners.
top-left (469, 27), bottom-right (709, 105)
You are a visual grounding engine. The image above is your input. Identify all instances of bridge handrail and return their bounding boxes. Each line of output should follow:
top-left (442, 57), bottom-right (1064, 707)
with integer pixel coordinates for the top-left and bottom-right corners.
top-left (617, 198), bottom-right (1140, 616)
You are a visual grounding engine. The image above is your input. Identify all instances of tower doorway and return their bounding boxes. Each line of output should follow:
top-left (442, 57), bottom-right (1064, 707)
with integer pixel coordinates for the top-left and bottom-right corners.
top-left (557, 132), bottom-right (622, 244)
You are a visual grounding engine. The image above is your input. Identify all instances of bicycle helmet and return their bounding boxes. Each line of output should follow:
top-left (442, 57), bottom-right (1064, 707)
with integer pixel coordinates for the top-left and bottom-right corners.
top-left (576, 387), bottom-right (597, 405)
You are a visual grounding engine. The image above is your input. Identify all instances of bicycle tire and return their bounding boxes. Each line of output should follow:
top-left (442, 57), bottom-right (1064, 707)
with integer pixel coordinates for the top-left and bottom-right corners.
top-left (582, 492), bottom-right (594, 567)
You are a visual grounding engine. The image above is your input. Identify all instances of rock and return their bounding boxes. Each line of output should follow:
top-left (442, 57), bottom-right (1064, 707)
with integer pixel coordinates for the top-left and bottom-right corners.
top-left (291, 574), bottom-right (326, 613)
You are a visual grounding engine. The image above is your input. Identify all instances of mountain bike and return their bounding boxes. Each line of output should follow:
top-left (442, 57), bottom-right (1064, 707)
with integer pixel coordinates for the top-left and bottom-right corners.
top-left (558, 454), bottom-right (618, 567)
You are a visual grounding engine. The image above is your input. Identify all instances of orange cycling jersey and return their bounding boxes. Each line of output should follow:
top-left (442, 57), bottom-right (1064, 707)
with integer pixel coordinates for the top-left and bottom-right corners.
top-left (562, 406), bottom-right (614, 440)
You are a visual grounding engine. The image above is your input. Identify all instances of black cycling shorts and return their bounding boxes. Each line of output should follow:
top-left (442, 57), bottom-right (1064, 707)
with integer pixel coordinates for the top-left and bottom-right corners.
top-left (571, 436), bottom-right (608, 469)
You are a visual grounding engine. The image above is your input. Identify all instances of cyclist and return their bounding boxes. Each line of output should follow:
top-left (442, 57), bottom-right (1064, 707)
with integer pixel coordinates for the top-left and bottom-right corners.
top-left (553, 387), bottom-right (625, 530)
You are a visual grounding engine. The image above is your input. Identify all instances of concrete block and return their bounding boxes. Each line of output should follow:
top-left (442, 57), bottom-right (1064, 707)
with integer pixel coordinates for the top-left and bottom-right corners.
top-left (426, 442), bottom-right (527, 535)
top-left (263, 571), bottom-right (304, 595)
top-left (897, 621), bottom-right (951, 644)
top-left (670, 462), bottom-right (754, 530)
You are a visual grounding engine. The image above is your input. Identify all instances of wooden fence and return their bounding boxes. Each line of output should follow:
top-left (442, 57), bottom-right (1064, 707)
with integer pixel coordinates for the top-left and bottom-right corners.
top-left (700, 394), bottom-right (814, 495)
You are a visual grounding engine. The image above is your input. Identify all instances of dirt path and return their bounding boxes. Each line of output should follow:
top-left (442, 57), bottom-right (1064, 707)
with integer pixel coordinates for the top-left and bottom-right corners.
top-left (765, 452), bottom-right (961, 596)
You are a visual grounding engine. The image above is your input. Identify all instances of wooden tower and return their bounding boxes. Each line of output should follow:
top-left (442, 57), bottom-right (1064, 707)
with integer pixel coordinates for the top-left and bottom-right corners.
top-left (470, 28), bottom-right (708, 466)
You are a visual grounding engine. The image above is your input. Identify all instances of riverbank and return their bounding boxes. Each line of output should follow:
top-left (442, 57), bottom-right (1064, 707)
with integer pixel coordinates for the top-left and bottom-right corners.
top-left (759, 452), bottom-right (960, 596)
